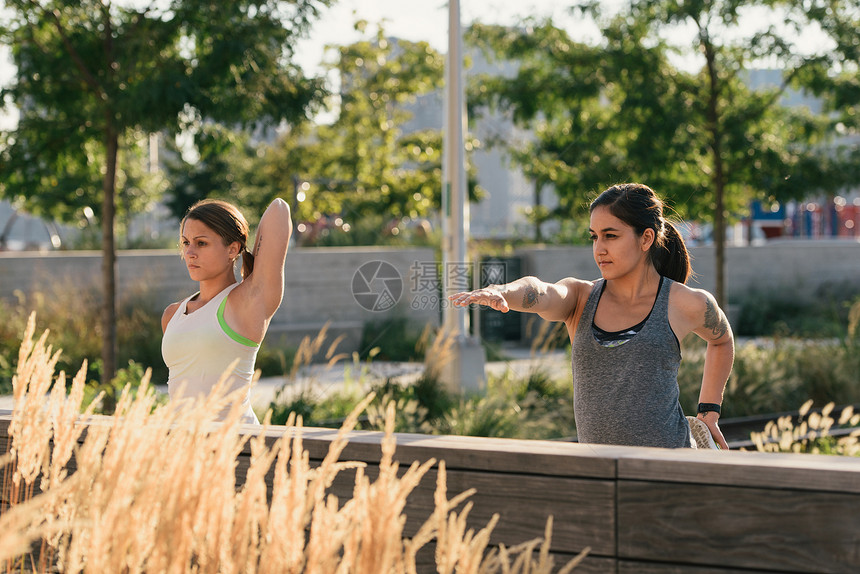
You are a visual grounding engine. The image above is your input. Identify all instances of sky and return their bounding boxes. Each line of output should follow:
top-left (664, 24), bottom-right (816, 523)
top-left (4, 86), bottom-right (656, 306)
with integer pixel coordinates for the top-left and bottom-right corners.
top-left (291, 0), bottom-right (595, 75)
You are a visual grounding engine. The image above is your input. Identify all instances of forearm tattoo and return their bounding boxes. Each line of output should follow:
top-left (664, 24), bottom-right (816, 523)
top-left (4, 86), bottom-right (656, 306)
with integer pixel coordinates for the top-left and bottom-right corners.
top-left (522, 286), bottom-right (540, 309)
top-left (704, 298), bottom-right (729, 339)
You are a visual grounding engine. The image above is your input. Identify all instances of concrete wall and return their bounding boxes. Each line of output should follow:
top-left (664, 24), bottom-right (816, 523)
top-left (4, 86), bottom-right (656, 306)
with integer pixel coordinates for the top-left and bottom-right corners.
top-left (515, 240), bottom-right (860, 302)
top-left (3, 240), bottom-right (859, 351)
top-left (0, 246), bottom-right (440, 352)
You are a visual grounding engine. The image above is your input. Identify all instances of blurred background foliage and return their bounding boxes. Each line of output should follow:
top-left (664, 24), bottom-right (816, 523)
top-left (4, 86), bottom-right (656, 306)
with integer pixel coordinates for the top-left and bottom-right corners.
top-left (0, 1), bottom-right (859, 440)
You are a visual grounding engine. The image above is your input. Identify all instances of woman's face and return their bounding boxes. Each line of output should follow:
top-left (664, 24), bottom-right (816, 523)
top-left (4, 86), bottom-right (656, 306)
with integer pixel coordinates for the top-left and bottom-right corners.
top-left (181, 218), bottom-right (238, 282)
top-left (589, 205), bottom-right (653, 280)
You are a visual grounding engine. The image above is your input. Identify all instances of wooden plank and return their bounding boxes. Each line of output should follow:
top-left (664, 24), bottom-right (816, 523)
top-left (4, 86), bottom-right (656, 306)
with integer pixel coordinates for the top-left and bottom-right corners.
top-left (419, 468), bottom-right (614, 556)
top-left (5, 410), bottom-right (860, 574)
top-left (565, 556), bottom-right (617, 574)
top-left (619, 561), bottom-right (784, 574)
top-left (252, 461), bottom-right (613, 574)
top-left (282, 462), bottom-right (615, 556)
top-left (260, 426), bottom-right (623, 479)
top-left (616, 448), bottom-right (860, 494)
top-left (413, 549), bottom-right (615, 574)
top-left (618, 481), bottom-right (860, 574)
top-left (0, 412), bottom-right (622, 480)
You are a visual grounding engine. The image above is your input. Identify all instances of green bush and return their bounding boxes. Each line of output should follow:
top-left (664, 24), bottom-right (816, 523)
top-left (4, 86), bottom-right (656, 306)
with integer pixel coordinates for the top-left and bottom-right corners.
top-left (678, 336), bottom-right (860, 418)
top-left (264, 360), bottom-right (575, 441)
top-left (83, 360), bottom-right (169, 414)
top-left (437, 368), bottom-right (574, 439)
top-left (733, 281), bottom-right (860, 338)
top-left (254, 335), bottom-right (298, 378)
top-left (299, 213), bottom-right (439, 248)
top-left (0, 282), bottom-right (167, 398)
top-left (358, 317), bottom-right (428, 362)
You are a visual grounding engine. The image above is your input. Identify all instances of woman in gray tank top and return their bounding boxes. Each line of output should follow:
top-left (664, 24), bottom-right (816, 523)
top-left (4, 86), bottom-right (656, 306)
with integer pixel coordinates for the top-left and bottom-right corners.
top-left (449, 183), bottom-right (734, 449)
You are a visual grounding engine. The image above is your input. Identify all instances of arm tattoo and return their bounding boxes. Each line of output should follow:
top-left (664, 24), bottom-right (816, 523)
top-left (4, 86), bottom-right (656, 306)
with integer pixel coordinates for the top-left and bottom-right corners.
top-left (704, 298), bottom-right (728, 339)
top-left (254, 233), bottom-right (262, 257)
top-left (522, 286), bottom-right (540, 309)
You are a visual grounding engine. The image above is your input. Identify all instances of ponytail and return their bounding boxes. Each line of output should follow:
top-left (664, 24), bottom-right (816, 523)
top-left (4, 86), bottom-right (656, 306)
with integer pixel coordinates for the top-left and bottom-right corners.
top-left (652, 221), bottom-right (691, 284)
top-left (590, 183), bottom-right (692, 284)
top-left (241, 248), bottom-right (255, 278)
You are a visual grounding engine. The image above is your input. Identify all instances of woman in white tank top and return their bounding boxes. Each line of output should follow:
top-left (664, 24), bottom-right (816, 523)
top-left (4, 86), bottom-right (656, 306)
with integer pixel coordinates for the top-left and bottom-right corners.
top-left (161, 198), bottom-right (292, 424)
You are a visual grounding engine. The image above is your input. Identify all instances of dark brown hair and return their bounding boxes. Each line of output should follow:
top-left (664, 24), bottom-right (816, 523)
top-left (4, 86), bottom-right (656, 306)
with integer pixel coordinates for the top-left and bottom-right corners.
top-left (589, 183), bottom-right (690, 284)
top-left (181, 199), bottom-right (255, 278)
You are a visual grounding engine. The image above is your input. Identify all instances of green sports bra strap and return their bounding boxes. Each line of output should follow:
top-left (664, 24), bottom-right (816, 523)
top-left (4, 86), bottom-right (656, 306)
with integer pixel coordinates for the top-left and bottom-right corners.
top-left (217, 296), bottom-right (259, 348)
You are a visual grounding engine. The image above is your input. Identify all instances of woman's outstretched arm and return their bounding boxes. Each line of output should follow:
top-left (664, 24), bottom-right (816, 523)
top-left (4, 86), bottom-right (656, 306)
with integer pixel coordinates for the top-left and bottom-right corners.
top-left (449, 276), bottom-right (588, 323)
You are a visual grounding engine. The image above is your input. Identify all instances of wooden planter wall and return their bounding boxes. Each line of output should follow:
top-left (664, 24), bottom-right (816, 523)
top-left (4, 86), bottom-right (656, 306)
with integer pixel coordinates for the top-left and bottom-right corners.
top-left (1, 413), bottom-right (857, 574)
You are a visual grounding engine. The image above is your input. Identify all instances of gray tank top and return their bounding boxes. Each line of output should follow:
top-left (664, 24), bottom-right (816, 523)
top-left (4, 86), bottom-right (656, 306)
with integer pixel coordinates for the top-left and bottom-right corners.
top-left (571, 277), bottom-right (692, 448)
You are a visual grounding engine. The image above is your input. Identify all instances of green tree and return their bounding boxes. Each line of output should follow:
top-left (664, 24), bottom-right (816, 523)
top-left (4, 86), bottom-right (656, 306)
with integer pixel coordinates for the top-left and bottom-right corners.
top-left (299, 21), bottom-right (447, 230)
top-left (784, 0), bottom-right (860, 182)
top-left (285, 21), bottom-right (483, 243)
top-left (468, 1), bottom-right (856, 307)
top-left (162, 21), bottom-right (487, 248)
top-left (162, 123), bottom-right (287, 227)
top-left (0, 0), bottom-right (331, 385)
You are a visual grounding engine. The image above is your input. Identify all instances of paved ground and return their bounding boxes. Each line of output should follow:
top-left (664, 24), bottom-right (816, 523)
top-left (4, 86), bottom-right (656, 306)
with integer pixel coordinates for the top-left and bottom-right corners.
top-left (246, 346), bottom-right (571, 410)
top-left (0, 346), bottom-right (572, 411)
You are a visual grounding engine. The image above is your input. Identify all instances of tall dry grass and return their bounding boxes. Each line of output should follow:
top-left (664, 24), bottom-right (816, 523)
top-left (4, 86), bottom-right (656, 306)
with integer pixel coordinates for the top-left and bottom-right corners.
top-left (750, 400), bottom-right (860, 456)
top-left (0, 314), bottom-right (587, 573)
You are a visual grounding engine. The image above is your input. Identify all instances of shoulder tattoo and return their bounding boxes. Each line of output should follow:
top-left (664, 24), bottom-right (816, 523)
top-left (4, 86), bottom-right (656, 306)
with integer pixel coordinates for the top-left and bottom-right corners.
top-left (523, 286), bottom-right (540, 309)
top-left (704, 298), bottom-right (728, 339)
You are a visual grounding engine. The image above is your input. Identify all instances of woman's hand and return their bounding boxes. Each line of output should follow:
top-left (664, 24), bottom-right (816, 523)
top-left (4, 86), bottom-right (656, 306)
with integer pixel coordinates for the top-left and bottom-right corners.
top-left (699, 412), bottom-right (730, 450)
top-left (449, 287), bottom-right (510, 313)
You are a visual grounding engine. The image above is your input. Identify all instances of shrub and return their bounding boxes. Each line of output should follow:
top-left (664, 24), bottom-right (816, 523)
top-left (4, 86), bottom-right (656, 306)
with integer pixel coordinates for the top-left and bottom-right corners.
top-left (733, 281), bottom-right (860, 338)
top-left (254, 335), bottom-right (298, 378)
top-left (359, 316), bottom-right (428, 362)
top-left (678, 336), bottom-right (860, 418)
top-left (0, 278), bottom-right (166, 398)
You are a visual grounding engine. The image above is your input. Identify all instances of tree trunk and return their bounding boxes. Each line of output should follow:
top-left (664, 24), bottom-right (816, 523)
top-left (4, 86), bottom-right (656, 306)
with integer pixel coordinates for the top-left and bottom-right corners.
top-left (534, 179), bottom-right (543, 243)
top-left (102, 118), bottom-right (119, 403)
top-left (703, 38), bottom-right (727, 310)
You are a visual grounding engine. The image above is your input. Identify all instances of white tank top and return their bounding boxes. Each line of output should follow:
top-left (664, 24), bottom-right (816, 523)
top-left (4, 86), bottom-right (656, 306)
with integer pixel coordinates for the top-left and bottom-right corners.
top-left (162, 283), bottom-right (260, 424)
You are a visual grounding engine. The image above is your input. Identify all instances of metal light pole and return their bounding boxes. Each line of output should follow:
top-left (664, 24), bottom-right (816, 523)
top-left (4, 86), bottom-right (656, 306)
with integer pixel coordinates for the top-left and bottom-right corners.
top-left (439, 0), bottom-right (485, 392)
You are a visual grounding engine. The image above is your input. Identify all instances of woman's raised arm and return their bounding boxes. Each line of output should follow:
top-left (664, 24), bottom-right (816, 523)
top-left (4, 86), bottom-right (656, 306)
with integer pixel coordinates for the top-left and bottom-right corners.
top-left (246, 198), bottom-right (292, 318)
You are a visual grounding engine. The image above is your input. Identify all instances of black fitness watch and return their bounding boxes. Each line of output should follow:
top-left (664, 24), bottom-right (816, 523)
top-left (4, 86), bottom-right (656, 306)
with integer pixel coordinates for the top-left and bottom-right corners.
top-left (697, 402), bottom-right (721, 415)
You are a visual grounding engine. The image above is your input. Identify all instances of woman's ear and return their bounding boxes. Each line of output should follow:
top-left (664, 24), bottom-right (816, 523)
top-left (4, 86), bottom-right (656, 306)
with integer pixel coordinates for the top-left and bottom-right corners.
top-left (641, 228), bottom-right (656, 251)
top-left (228, 241), bottom-right (241, 261)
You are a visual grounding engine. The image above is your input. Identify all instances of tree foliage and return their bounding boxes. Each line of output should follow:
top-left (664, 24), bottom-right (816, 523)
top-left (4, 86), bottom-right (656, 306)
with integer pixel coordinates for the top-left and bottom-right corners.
top-left (466, 0), bottom-right (859, 304)
top-left (0, 0), bottom-right (332, 383)
top-left (292, 20), bottom-right (484, 238)
top-left (165, 21), bottom-right (486, 247)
